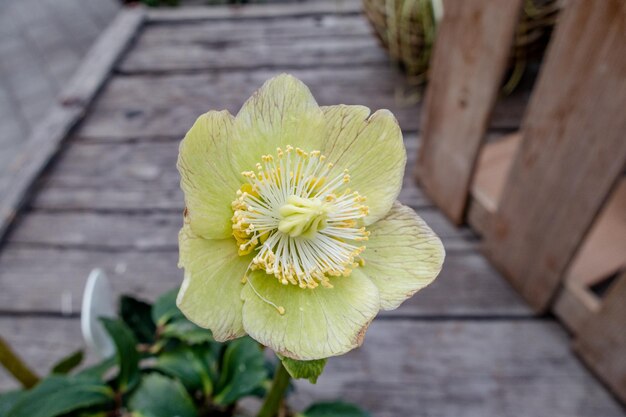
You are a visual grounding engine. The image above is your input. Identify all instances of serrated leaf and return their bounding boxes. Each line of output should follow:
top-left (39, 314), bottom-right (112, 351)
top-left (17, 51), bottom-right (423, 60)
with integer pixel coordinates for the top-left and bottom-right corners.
top-left (151, 288), bottom-right (184, 326)
top-left (127, 373), bottom-right (197, 417)
top-left (51, 350), bottom-right (84, 375)
top-left (279, 356), bottom-right (327, 384)
top-left (120, 296), bottom-right (156, 344)
top-left (299, 401), bottom-right (371, 417)
top-left (6, 375), bottom-right (114, 417)
top-left (213, 337), bottom-right (268, 405)
top-left (160, 319), bottom-right (214, 344)
top-left (101, 318), bottom-right (139, 392)
top-left (154, 346), bottom-right (212, 394)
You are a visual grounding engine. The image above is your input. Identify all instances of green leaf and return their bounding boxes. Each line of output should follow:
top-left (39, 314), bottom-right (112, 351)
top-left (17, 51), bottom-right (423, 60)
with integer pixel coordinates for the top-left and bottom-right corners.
top-left (154, 346), bottom-right (212, 394)
top-left (101, 318), bottom-right (139, 392)
top-left (279, 356), bottom-right (327, 384)
top-left (213, 337), bottom-right (268, 405)
top-left (6, 375), bottom-right (114, 417)
top-left (120, 295), bottom-right (157, 344)
top-left (76, 356), bottom-right (116, 379)
top-left (51, 350), bottom-right (84, 375)
top-left (127, 373), bottom-right (197, 417)
top-left (151, 288), bottom-right (184, 326)
top-left (298, 401), bottom-right (372, 417)
top-left (160, 319), bottom-right (214, 344)
top-left (0, 391), bottom-right (25, 416)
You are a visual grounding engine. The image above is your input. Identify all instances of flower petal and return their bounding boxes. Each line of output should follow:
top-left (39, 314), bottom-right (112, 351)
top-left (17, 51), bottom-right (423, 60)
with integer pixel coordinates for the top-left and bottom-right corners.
top-left (360, 202), bottom-right (445, 310)
top-left (177, 225), bottom-right (250, 342)
top-left (177, 110), bottom-right (242, 240)
top-left (320, 105), bottom-right (406, 225)
top-left (241, 269), bottom-right (380, 360)
top-left (231, 74), bottom-right (326, 173)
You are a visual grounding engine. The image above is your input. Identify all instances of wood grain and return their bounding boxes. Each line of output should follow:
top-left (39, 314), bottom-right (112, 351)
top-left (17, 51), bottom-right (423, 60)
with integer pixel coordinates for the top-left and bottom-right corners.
top-left (417, 0), bottom-right (522, 223)
top-left (484, 0), bottom-right (626, 311)
top-left (0, 246), bottom-right (530, 317)
top-left (575, 272), bottom-right (626, 404)
top-left (146, 0), bottom-right (362, 22)
top-left (30, 134), bottom-right (430, 211)
top-left (1, 318), bottom-right (622, 416)
top-left (120, 18), bottom-right (387, 73)
top-left (76, 70), bottom-right (526, 140)
top-left (61, 7), bottom-right (145, 106)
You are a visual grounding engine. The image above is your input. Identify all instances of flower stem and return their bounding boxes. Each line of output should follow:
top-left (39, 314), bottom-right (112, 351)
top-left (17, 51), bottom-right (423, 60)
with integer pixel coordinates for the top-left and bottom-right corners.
top-left (257, 359), bottom-right (291, 417)
top-left (0, 335), bottom-right (39, 388)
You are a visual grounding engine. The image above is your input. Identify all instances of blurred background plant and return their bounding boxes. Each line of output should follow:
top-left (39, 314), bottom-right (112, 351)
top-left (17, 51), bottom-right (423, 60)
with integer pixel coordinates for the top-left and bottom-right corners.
top-left (0, 288), bottom-right (370, 417)
top-left (363, 0), bottom-right (560, 98)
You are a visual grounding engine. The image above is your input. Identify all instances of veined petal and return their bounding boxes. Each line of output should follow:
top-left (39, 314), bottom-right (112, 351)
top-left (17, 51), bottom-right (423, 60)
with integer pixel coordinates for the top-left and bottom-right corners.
top-left (241, 269), bottom-right (380, 360)
top-left (361, 202), bottom-right (445, 310)
top-left (177, 224), bottom-right (251, 342)
top-left (231, 74), bottom-right (326, 173)
top-left (177, 110), bottom-right (241, 240)
top-left (320, 105), bottom-right (406, 225)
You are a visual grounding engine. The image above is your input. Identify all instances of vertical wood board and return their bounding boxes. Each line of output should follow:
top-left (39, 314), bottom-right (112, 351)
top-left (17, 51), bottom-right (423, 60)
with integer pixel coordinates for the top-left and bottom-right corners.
top-left (484, 0), bottom-right (626, 311)
top-left (417, 0), bottom-right (522, 223)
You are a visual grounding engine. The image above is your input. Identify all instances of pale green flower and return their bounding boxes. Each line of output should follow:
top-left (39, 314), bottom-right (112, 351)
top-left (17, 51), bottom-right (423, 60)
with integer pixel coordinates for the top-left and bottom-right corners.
top-left (176, 74), bottom-right (444, 360)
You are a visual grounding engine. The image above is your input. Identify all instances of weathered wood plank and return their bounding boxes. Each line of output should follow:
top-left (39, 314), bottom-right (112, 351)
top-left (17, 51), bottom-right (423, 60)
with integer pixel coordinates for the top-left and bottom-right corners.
top-left (31, 134), bottom-right (431, 211)
top-left (565, 179), bottom-right (626, 288)
top-left (61, 7), bottom-right (145, 106)
top-left (417, 0), bottom-right (522, 223)
top-left (145, 0), bottom-right (362, 22)
top-left (119, 18), bottom-right (386, 73)
top-left (6, 208), bottom-right (471, 250)
top-left (1, 318), bottom-right (622, 416)
top-left (120, 36), bottom-right (387, 73)
top-left (484, 0), bottom-right (626, 311)
top-left (0, 7), bottom-right (145, 243)
top-left (575, 272), bottom-right (626, 404)
top-left (0, 106), bottom-right (83, 242)
top-left (0, 246), bottom-right (529, 317)
top-left (76, 70), bottom-right (526, 140)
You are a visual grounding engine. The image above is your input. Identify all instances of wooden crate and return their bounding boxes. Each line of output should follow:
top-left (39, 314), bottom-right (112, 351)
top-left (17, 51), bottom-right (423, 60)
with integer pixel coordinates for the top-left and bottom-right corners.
top-left (417, 0), bottom-right (626, 403)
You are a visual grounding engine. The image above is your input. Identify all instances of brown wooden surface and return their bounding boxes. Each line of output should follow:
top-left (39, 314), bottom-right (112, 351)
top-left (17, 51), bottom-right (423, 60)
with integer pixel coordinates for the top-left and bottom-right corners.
top-left (484, 0), bottom-right (626, 311)
top-left (575, 273), bottom-right (626, 404)
top-left (0, 1), bottom-right (622, 413)
top-left (417, 0), bottom-right (522, 223)
top-left (468, 133), bottom-right (521, 236)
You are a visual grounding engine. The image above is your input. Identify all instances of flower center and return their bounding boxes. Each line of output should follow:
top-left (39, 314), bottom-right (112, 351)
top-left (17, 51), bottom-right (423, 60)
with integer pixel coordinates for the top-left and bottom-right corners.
top-left (231, 145), bottom-right (369, 292)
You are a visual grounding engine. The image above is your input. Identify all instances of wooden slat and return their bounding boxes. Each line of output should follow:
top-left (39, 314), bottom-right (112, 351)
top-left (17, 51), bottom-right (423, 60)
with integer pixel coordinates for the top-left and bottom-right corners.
top-left (0, 246), bottom-right (530, 317)
top-left (76, 70), bottom-right (526, 140)
top-left (119, 16), bottom-right (386, 73)
top-left (61, 7), bottom-right (145, 106)
top-left (553, 280), bottom-right (601, 334)
top-left (1, 318), bottom-right (623, 417)
top-left (145, 0), bottom-right (362, 22)
top-left (6, 208), bottom-right (471, 250)
top-left (0, 8), bottom-right (145, 243)
top-left (30, 135), bottom-right (430, 211)
top-left (484, 0), bottom-right (626, 311)
top-left (575, 272), bottom-right (626, 404)
top-left (416, 0), bottom-right (522, 223)
top-left (0, 106), bottom-right (82, 242)
top-left (565, 179), bottom-right (626, 287)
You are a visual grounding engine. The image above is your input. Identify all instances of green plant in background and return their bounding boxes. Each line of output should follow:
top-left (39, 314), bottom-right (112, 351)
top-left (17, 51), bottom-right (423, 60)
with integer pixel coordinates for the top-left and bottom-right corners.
top-left (0, 289), bottom-right (370, 417)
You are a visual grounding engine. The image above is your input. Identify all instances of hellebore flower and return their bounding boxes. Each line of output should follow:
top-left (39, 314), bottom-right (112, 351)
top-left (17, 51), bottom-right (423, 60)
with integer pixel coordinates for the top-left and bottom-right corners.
top-left (176, 74), bottom-right (444, 360)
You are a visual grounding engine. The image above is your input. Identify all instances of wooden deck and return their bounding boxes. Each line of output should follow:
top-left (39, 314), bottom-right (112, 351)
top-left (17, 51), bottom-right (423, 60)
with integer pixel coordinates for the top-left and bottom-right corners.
top-left (0, 2), bottom-right (623, 415)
